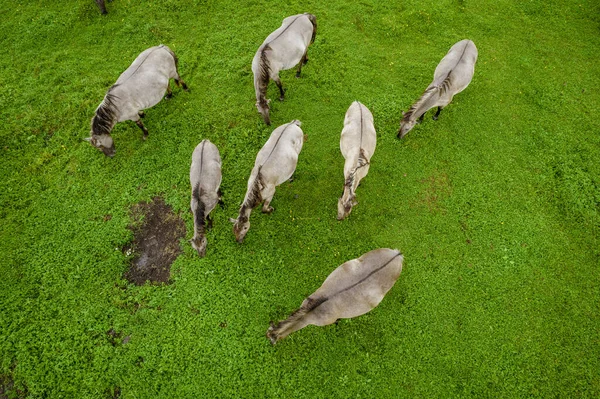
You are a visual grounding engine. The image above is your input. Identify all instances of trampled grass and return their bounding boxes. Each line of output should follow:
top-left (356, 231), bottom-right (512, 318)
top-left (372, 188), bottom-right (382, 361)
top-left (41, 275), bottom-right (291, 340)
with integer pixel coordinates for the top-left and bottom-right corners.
top-left (1, 0), bottom-right (599, 397)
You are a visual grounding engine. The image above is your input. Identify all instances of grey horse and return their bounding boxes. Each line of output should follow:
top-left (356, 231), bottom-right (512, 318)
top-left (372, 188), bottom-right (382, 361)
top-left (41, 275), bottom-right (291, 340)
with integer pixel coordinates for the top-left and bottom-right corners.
top-left (398, 39), bottom-right (478, 138)
top-left (190, 140), bottom-right (222, 257)
top-left (252, 13), bottom-right (317, 125)
top-left (337, 101), bottom-right (377, 220)
top-left (86, 45), bottom-right (188, 157)
top-left (230, 120), bottom-right (304, 243)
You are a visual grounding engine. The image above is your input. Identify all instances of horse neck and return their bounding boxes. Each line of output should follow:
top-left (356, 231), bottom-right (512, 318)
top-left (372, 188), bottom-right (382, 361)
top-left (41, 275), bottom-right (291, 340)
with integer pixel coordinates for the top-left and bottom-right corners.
top-left (253, 47), bottom-right (270, 104)
top-left (92, 96), bottom-right (118, 136)
top-left (406, 87), bottom-right (441, 122)
top-left (341, 183), bottom-right (354, 204)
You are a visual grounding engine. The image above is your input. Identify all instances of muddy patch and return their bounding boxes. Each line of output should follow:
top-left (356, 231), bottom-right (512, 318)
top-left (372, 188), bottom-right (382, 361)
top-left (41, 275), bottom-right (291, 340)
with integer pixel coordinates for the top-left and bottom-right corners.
top-left (123, 197), bottom-right (186, 285)
top-left (414, 171), bottom-right (452, 212)
top-left (0, 373), bottom-right (27, 399)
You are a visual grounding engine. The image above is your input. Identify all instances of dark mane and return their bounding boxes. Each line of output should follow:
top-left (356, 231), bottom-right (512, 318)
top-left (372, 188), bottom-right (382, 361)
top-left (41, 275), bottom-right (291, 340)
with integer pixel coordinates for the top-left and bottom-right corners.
top-left (91, 88), bottom-right (119, 136)
top-left (344, 149), bottom-right (370, 189)
top-left (243, 167), bottom-right (265, 210)
top-left (257, 46), bottom-right (271, 105)
top-left (269, 296), bottom-right (328, 332)
top-left (402, 74), bottom-right (452, 122)
top-left (193, 184), bottom-right (206, 233)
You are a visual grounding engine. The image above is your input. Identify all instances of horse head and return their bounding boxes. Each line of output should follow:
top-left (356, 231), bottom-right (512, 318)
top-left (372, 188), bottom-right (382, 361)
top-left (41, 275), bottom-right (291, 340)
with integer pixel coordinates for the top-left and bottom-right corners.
top-left (85, 134), bottom-right (115, 157)
top-left (229, 217), bottom-right (250, 243)
top-left (190, 235), bottom-right (208, 257)
top-left (397, 111), bottom-right (417, 139)
top-left (256, 99), bottom-right (271, 125)
top-left (337, 189), bottom-right (357, 220)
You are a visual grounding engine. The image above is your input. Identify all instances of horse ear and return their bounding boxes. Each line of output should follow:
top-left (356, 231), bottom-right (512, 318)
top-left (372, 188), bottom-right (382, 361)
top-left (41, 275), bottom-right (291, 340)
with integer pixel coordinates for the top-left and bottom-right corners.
top-left (401, 111), bottom-right (405, 117)
top-left (83, 137), bottom-right (92, 142)
top-left (228, 218), bottom-right (237, 224)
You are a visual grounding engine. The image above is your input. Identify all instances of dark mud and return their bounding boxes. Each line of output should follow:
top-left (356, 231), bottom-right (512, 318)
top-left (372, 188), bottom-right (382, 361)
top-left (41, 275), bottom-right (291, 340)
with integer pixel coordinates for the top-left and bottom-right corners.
top-left (123, 197), bottom-right (186, 285)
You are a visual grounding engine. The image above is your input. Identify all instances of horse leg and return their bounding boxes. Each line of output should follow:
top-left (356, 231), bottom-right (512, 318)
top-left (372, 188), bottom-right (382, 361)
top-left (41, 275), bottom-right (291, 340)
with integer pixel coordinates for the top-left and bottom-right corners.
top-left (174, 78), bottom-right (189, 92)
top-left (135, 119), bottom-right (149, 140)
top-left (261, 186), bottom-right (276, 214)
top-left (273, 76), bottom-right (285, 101)
top-left (433, 107), bottom-right (443, 120)
top-left (138, 110), bottom-right (145, 118)
top-left (165, 83), bottom-right (173, 99)
top-left (296, 50), bottom-right (309, 78)
top-left (218, 189), bottom-right (225, 208)
top-left (417, 113), bottom-right (425, 124)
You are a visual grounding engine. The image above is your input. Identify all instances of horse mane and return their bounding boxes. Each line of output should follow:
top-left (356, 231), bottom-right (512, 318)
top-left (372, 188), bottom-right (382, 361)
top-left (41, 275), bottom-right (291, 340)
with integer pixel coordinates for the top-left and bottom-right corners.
top-left (256, 46), bottom-right (271, 105)
top-left (305, 13), bottom-right (317, 43)
top-left (91, 87), bottom-right (119, 136)
top-left (238, 167), bottom-right (264, 220)
top-left (267, 296), bottom-right (328, 341)
top-left (402, 74), bottom-right (452, 122)
top-left (344, 149), bottom-right (370, 190)
top-left (193, 183), bottom-right (206, 234)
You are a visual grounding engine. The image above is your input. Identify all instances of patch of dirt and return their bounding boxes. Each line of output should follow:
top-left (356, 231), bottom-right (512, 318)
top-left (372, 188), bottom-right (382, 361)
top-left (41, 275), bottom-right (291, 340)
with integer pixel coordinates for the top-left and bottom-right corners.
top-left (416, 171), bottom-right (452, 212)
top-left (0, 373), bottom-right (27, 399)
top-left (123, 197), bottom-right (186, 285)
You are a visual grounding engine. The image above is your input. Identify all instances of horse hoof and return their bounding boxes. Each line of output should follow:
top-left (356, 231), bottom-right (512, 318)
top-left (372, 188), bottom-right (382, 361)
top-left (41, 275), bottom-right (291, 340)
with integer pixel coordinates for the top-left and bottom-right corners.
top-left (279, 97), bottom-right (284, 102)
top-left (432, 116), bottom-right (438, 121)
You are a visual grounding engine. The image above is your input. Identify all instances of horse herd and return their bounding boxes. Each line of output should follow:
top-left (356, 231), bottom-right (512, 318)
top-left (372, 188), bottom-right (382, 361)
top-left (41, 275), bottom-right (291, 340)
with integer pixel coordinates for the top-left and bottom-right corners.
top-left (86, 12), bottom-right (477, 343)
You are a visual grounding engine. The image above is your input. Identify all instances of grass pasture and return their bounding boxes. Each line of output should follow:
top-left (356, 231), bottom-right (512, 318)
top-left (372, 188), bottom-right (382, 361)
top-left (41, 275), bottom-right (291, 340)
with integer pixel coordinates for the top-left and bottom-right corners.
top-left (1, 0), bottom-right (599, 397)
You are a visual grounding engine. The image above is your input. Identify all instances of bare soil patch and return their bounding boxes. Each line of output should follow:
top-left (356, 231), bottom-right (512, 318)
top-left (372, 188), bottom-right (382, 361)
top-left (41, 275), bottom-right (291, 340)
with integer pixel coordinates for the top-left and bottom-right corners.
top-left (414, 171), bottom-right (452, 212)
top-left (123, 197), bottom-right (186, 285)
top-left (0, 373), bottom-right (27, 399)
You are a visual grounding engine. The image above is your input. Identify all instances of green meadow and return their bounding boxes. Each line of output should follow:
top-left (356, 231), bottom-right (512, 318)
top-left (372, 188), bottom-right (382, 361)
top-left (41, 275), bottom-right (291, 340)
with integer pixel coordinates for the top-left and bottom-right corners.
top-left (1, 0), bottom-right (599, 397)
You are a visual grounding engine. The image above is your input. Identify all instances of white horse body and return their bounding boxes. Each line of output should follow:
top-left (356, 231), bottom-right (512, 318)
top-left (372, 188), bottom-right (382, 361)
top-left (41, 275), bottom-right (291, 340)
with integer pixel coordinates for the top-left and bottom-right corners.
top-left (398, 39), bottom-right (478, 138)
top-left (252, 14), bottom-right (316, 125)
top-left (338, 102), bottom-right (376, 220)
top-left (190, 139), bottom-right (222, 257)
top-left (87, 44), bottom-right (187, 157)
top-left (231, 120), bottom-right (304, 242)
top-left (112, 45), bottom-right (181, 122)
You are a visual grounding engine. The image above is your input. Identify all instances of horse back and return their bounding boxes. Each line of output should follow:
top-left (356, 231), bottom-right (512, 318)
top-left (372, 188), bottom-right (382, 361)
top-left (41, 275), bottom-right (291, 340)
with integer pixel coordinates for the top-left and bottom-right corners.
top-left (190, 140), bottom-right (222, 194)
top-left (256, 122), bottom-right (303, 183)
top-left (432, 40), bottom-right (478, 90)
top-left (340, 102), bottom-right (376, 161)
top-left (262, 14), bottom-right (314, 69)
top-left (116, 45), bottom-right (177, 86)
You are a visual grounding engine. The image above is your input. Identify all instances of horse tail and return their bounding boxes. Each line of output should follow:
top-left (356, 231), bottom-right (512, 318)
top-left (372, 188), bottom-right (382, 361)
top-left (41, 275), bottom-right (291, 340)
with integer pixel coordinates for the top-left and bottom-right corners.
top-left (193, 184), bottom-right (206, 234)
top-left (305, 13), bottom-right (317, 44)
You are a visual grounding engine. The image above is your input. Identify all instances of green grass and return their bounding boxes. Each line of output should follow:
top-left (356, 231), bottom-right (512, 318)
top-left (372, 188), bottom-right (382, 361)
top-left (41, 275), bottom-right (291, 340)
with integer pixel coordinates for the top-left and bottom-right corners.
top-left (1, 0), bottom-right (599, 397)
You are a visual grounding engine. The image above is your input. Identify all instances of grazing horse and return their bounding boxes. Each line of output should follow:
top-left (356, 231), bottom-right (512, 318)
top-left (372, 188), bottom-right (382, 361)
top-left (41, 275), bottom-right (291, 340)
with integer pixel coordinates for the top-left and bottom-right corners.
top-left (337, 101), bottom-right (377, 220)
top-left (230, 120), bottom-right (304, 243)
top-left (252, 13), bottom-right (317, 125)
top-left (190, 139), bottom-right (222, 257)
top-left (266, 248), bottom-right (404, 344)
top-left (398, 39), bottom-right (478, 139)
top-left (85, 45), bottom-right (188, 157)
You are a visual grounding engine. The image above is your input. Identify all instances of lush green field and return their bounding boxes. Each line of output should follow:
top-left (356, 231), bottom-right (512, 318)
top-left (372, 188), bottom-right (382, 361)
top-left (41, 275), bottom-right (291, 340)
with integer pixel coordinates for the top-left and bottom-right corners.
top-left (1, 0), bottom-right (599, 397)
